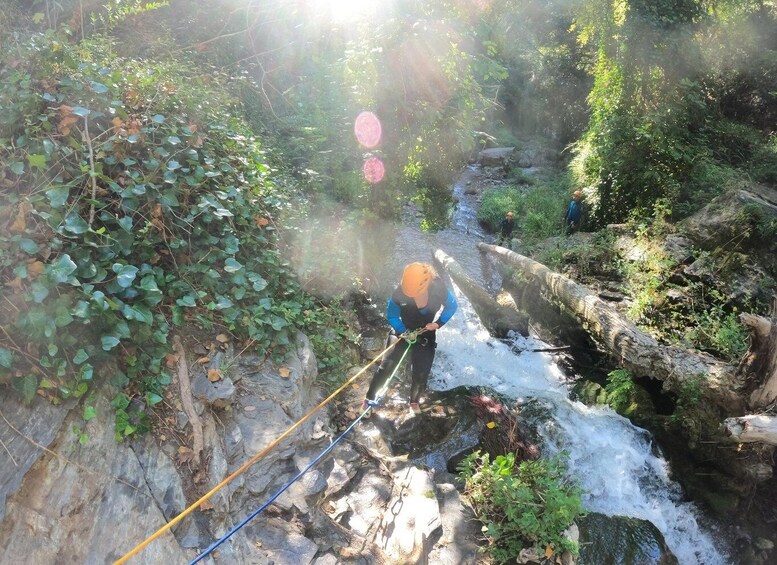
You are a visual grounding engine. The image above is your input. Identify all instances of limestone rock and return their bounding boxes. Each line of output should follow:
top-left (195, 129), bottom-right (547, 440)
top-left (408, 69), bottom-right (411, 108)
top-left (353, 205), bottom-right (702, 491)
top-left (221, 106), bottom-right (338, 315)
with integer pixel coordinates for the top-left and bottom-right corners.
top-left (0, 391), bottom-right (187, 564)
top-left (0, 392), bottom-right (72, 522)
top-left (191, 367), bottom-right (236, 409)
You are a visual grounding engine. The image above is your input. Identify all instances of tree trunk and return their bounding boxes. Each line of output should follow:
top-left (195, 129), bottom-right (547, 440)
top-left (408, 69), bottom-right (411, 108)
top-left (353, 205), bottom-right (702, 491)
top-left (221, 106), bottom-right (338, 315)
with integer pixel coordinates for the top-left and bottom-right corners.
top-left (434, 249), bottom-right (528, 337)
top-left (478, 243), bottom-right (743, 411)
top-left (743, 297), bottom-right (777, 409)
top-left (724, 415), bottom-right (777, 446)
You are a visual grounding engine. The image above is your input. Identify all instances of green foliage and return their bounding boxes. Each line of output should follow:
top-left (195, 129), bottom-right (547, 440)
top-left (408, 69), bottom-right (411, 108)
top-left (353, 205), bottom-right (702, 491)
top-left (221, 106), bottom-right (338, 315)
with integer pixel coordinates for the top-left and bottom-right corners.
top-left (681, 288), bottom-right (749, 362)
top-left (412, 183), bottom-right (456, 232)
top-left (301, 299), bottom-right (359, 379)
top-left (479, 173), bottom-right (570, 243)
top-left (572, 0), bottom-right (777, 225)
top-left (604, 369), bottom-right (636, 414)
top-left (670, 374), bottom-right (705, 431)
top-left (458, 451), bottom-right (582, 563)
top-left (0, 34), bottom-right (321, 434)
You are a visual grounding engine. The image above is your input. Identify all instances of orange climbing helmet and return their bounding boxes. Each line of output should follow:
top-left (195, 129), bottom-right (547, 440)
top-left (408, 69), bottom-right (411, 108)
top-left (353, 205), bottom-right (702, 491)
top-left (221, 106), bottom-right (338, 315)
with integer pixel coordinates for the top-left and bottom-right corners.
top-left (401, 262), bottom-right (434, 298)
top-left (572, 190), bottom-right (583, 198)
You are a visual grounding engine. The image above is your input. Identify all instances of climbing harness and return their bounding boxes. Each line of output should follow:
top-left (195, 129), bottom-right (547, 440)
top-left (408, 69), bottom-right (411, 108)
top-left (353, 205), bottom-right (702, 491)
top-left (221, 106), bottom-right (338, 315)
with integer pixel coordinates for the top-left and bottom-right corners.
top-left (114, 332), bottom-right (415, 564)
top-left (189, 340), bottom-right (414, 564)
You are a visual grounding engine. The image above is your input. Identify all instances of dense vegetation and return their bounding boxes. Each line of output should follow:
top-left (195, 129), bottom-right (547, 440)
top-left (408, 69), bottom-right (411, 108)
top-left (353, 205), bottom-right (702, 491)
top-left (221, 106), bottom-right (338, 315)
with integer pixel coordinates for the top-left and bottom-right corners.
top-left (1, 0), bottom-right (776, 557)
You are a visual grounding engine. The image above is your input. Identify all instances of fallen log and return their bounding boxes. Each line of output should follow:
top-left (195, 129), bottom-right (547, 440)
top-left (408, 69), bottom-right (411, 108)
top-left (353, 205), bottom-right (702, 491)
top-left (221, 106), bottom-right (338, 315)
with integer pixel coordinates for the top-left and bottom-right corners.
top-left (741, 297), bottom-right (777, 409)
top-left (434, 249), bottom-right (528, 337)
top-left (478, 243), bottom-right (743, 412)
top-left (724, 415), bottom-right (777, 446)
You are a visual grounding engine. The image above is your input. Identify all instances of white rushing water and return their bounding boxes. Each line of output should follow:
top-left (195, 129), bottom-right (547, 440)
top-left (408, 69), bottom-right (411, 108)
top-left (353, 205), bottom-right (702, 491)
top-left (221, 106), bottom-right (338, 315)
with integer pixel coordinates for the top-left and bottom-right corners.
top-left (428, 297), bottom-right (728, 565)
top-left (389, 164), bottom-right (729, 565)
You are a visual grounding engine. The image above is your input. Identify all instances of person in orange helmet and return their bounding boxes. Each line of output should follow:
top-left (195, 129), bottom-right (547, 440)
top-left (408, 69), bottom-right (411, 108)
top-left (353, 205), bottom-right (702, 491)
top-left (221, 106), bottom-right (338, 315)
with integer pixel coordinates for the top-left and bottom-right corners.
top-left (562, 190), bottom-right (585, 234)
top-left (497, 210), bottom-right (515, 248)
top-left (362, 262), bottom-right (458, 415)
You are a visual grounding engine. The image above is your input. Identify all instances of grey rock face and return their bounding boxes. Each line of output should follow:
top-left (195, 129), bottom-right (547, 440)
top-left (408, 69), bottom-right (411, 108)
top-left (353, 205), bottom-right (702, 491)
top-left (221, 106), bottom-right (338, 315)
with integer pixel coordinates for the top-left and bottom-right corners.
top-left (0, 391), bottom-right (188, 565)
top-left (0, 393), bottom-right (72, 522)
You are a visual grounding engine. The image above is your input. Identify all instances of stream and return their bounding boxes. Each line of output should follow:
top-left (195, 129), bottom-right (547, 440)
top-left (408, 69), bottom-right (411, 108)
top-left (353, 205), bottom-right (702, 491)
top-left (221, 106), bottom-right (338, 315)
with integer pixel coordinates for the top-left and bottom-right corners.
top-left (388, 165), bottom-right (730, 565)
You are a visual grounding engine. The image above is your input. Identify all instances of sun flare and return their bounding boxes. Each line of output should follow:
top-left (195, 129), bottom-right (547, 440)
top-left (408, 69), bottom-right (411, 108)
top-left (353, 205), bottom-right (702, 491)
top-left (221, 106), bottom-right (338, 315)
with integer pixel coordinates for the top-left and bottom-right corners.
top-left (310, 0), bottom-right (382, 23)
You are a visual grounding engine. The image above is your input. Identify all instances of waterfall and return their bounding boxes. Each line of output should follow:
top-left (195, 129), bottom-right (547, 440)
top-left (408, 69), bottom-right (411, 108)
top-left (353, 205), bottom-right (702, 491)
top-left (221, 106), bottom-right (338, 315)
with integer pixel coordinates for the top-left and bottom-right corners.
top-left (389, 164), bottom-right (729, 564)
top-left (430, 296), bottom-right (728, 565)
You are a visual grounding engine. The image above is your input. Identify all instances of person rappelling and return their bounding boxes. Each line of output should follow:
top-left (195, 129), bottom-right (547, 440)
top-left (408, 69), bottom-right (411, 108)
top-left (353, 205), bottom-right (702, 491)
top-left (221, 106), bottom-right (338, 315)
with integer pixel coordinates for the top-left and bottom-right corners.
top-left (362, 262), bottom-right (458, 416)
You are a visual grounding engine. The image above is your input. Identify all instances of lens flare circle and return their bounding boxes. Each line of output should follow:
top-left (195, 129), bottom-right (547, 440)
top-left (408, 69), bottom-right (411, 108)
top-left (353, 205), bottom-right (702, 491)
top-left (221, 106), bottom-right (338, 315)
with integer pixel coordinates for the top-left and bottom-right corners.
top-left (354, 111), bottom-right (382, 148)
top-left (363, 157), bottom-right (385, 184)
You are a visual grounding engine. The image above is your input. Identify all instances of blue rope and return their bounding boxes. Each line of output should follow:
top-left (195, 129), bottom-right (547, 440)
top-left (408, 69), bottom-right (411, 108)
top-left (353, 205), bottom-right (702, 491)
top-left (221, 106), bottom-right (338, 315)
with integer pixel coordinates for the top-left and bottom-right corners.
top-left (189, 340), bottom-right (413, 565)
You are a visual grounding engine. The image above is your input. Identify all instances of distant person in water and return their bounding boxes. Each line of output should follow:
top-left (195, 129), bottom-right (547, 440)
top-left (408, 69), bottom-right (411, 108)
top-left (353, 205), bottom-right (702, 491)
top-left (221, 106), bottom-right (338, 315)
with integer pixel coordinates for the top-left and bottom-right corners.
top-left (563, 190), bottom-right (585, 235)
top-left (362, 262), bottom-right (458, 416)
top-left (497, 211), bottom-right (515, 248)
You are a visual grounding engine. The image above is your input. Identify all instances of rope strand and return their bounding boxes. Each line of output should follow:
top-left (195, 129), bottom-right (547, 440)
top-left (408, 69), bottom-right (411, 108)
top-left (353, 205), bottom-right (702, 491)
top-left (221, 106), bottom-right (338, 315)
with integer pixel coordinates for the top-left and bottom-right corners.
top-left (189, 341), bottom-right (413, 564)
top-left (114, 336), bottom-right (403, 565)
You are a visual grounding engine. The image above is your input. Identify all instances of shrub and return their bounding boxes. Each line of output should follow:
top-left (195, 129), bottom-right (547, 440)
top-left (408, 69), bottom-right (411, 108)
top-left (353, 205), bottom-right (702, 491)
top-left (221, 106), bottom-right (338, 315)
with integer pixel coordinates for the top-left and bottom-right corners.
top-left (478, 173), bottom-right (570, 242)
top-left (0, 33), bottom-right (346, 436)
top-left (458, 451), bottom-right (582, 563)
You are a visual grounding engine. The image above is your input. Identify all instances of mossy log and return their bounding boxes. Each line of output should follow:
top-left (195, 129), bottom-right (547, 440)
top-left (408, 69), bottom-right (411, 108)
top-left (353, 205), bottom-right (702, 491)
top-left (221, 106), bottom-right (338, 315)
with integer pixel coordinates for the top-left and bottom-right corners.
top-left (478, 243), bottom-right (744, 412)
top-left (433, 249), bottom-right (529, 337)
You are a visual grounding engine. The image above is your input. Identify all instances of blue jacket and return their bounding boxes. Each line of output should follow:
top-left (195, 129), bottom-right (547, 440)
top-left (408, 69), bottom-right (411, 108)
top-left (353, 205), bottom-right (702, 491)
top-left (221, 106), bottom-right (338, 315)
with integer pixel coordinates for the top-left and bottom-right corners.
top-left (565, 200), bottom-right (584, 225)
top-left (386, 277), bottom-right (458, 334)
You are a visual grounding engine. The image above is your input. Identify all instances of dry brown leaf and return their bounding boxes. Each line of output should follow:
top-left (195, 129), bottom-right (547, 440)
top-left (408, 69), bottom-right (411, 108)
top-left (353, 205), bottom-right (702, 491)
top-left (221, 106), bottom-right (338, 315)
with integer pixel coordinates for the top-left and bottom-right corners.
top-left (178, 446), bottom-right (195, 464)
top-left (207, 368), bottom-right (222, 382)
top-left (215, 333), bottom-right (229, 343)
top-left (27, 260), bottom-right (45, 279)
top-left (4, 277), bottom-right (23, 293)
top-left (199, 499), bottom-right (215, 511)
top-left (10, 202), bottom-right (31, 234)
top-left (164, 353), bottom-right (179, 368)
top-left (278, 367), bottom-right (291, 378)
top-left (196, 356), bottom-right (210, 365)
top-left (545, 545), bottom-right (553, 559)
top-left (254, 216), bottom-right (270, 228)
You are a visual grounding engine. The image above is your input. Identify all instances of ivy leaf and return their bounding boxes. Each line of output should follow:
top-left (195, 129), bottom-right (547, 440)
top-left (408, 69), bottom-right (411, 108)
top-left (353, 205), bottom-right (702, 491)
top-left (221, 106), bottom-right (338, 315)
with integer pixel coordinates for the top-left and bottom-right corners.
top-left (145, 392), bottom-right (163, 406)
top-left (0, 347), bottom-right (13, 369)
top-left (118, 216), bottom-right (133, 231)
top-left (176, 294), bottom-right (196, 307)
top-left (249, 273), bottom-right (268, 292)
top-left (167, 160), bottom-right (181, 171)
top-left (123, 303), bottom-right (153, 324)
top-left (78, 364), bottom-right (93, 381)
top-left (224, 258), bottom-right (243, 273)
top-left (101, 335), bottom-right (120, 351)
top-left (167, 136), bottom-right (181, 145)
top-left (50, 253), bottom-right (77, 283)
top-left (18, 238), bottom-right (39, 254)
top-left (113, 264), bottom-right (138, 288)
top-left (27, 154), bottom-right (47, 170)
top-left (10, 162), bottom-right (24, 175)
top-left (63, 213), bottom-right (89, 234)
top-left (83, 405), bottom-right (97, 421)
top-left (13, 375), bottom-right (38, 404)
top-left (46, 186), bottom-right (70, 208)
top-left (71, 106), bottom-right (90, 117)
top-left (90, 81), bottom-right (109, 94)
top-left (73, 349), bottom-right (89, 364)
top-left (151, 114), bottom-right (165, 124)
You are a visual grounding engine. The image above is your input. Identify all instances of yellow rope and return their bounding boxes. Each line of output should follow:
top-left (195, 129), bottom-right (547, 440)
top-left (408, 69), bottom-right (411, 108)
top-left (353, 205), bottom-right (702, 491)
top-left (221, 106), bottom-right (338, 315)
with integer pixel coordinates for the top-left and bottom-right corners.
top-left (114, 337), bottom-right (401, 564)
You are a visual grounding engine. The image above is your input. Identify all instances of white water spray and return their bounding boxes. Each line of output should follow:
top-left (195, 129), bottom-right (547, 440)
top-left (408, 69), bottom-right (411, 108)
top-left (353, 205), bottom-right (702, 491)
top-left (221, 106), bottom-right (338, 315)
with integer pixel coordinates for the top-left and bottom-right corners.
top-left (390, 165), bottom-right (729, 565)
top-left (429, 295), bottom-right (727, 564)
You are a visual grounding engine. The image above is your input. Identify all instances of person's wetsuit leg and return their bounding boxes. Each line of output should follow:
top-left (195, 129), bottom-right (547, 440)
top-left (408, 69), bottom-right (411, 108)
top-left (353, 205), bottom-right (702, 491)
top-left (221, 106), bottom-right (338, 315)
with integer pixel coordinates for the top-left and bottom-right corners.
top-left (365, 334), bottom-right (404, 401)
top-left (409, 333), bottom-right (436, 404)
